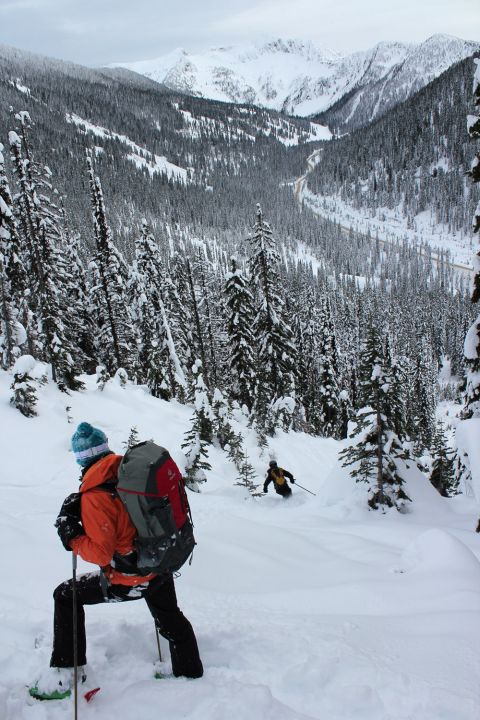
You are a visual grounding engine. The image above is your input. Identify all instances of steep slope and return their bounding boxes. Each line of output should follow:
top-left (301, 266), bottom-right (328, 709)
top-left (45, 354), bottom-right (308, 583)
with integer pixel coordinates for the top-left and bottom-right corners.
top-left (1, 368), bottom-right (479, 719)
top-left (113, 35), bottom-right (479, 129)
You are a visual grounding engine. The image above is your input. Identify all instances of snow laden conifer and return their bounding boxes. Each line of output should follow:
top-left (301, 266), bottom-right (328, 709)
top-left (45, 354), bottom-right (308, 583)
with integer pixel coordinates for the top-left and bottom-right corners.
top-left (86, 149), bottom-right (136, 376)
top-left (9, 114), bottom-right (82, 391)
top-left (454, 58), bottom-right (480, 492)
top-left (130, 220), bottom-right (185, 399)
top-left (317, 293), bottom-right (341, 437)
top-left (291, 285), bottom-right (321, 434)
top-left (248, 204), bottom-right (296, 434)
top-left (340, 321), bottom-right (410, 511)
top-left (463, 58), bottom-right (480, 418)
top-left (173, 255), bottom-right (211, 392)
top-left (430, 422), bottom-right (457, 497)
top-left (10, 354), bottom-right (38, 417)
top-left (181, 360), bottom-right (213, 490)
top-left (60, 226), bottom-right (96, 373)
top-left (0, 142), bottom-right (27, 368)
top-left (409, 330), bottom-right (437, 456)
top-left (223, 257), bottom-right (256, 413)
top-left (193, 249), bottom-right (224, 393)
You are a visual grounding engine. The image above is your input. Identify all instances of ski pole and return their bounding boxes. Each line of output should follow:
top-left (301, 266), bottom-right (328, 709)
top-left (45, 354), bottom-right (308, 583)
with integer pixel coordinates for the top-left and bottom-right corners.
top-left (72, 552), bottom-right (78, 720)
top-left (293, 481), bottom-right (316, 496)
top-left (154, 620), bottom-right (162, 663)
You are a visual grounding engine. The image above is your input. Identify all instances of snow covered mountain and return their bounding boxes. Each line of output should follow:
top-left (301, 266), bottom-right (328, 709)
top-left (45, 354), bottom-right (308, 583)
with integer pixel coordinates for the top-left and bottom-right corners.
top-left (112, 35), bottom-right (479, 127)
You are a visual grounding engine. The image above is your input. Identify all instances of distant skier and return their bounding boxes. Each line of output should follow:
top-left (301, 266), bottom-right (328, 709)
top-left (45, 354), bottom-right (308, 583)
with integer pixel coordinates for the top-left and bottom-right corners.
top-left (30, 422), bottom-right (203, 700)
top-left (263, 460), bottom-right (295, 498)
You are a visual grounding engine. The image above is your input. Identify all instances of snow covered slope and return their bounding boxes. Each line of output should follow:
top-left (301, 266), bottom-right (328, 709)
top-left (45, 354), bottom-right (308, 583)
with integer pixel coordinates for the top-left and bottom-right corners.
top-left (1, 367), bottom-right (480, 719)
top-left (112, 35), bottom-right (479, 124)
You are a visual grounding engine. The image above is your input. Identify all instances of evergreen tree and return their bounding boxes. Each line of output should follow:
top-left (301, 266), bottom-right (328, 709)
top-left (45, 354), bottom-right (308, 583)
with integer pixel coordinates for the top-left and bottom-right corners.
top-left (463, 59), bottom-right (480, 418)
top-left (86, 149), bottom-right (136, 375)
top-left (10, 355), bottom-right (38, 417)
top-left (235, 449), bottom-right (262, 497)
top-left (340, 321), bottom-right (410, 511)
top-left (9, 114), bottom-right (82, 391)
top-left (123, 426), bottom-right (140, 450)
top-left (409, 330), bottom-right (437, 454)
top-left (430, 422), bottom-right (456, 496)
top-left (0, 142), bottom-right (27, 368)
top-left (249, 204), bottom-right (296, 432)
top-left (181, 360), bottom-right (213, 489)
top-left (61, 227), bottom-right (96, 373)
top-left (223, 257), bottom-right (256, 412)
top-left (317, 294), bottom-right (341, 437)
top-left (130, 220), bottom-right (184, 399)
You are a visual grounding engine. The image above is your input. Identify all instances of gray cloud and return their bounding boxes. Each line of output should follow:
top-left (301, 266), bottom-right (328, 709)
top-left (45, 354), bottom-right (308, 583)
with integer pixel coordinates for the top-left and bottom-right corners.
top-left (0, 0), bottom-right (478, 66)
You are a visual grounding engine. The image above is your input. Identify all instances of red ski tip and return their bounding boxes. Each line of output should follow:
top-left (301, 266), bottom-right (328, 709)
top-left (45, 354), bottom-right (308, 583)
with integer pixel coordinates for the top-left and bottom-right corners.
top-left (84, 687), bottom-right (101, 702)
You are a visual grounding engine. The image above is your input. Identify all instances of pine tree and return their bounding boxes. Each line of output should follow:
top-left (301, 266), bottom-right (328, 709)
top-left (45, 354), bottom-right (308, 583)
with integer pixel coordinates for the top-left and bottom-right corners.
top-left (340, 321), bottom-right (410, 511)
top-left (61, 227), bottom-right (96, 373)
top-left (181, 360), bottom-right (213, 489)
top-left (317, 294), bottom-right (341, 437)
top-left (9, 114), bottom-right (82, 391)
top-left (430, 422), bottom-right (457, 496)
top-left (0, 142), bottom-right (27, 368)
top-left (463, 59), bottom-right (480, 417)
top-left (409, 330), bottom-right (437, 454)
top-left (130, 220), bottom-right (184, 399)
top-left (96, 364), bottom-right (110, 391)
top-left (123, 426), bottom-right (140, 450)
top-left (235, 448), bottom-right (262, 497)
top-left (10, 355), bottom-right (38, 417)
top-left (249, 204), bottom-right (296, 432)
top-left (86, 149), bottom-right (136, 376)
top-left (223, 257), bottom-right (256, 412)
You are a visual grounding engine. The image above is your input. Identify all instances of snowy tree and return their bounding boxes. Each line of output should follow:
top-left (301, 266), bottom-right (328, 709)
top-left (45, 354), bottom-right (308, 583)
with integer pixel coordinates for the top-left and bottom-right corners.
top-left (10, 355), bottom-right (38, 417)
top-left (430, 422), bottom-right (456, 497)
top-left (181, 360), bottom-right (213, 489)
top-left (61, 228), bottom-right (96, 373)
top-left (223, 257), bottom-right (256, 412)
top-left (96, 364), bottom-right (110, 391)
top-left (234, 449), bottom-right (262, 497)
top-left (9, 114), bottom-right (82, 391)
top-left (463, 58), bottom-right (480, 418)
top-left (130, 220), bottom-right (185, 399)
top-left (86, 149), bottom-right (136, 376)
top-left (317, 294), bottom-right (341, 437)
top-left (123, 426), bottom-right (140, 450)
top-left (408, 330), bottom-right (437, 455)
top-left (340, 321), bottom-right (410, 511)
top-left (248, 204), bottom-right (296, 432)
top-left (0, 142), bottom-right (27, 368)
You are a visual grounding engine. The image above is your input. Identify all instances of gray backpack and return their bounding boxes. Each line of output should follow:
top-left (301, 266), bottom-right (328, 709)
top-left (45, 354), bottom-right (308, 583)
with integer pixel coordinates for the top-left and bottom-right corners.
top-left (117, 441), bottom-right (195, 575)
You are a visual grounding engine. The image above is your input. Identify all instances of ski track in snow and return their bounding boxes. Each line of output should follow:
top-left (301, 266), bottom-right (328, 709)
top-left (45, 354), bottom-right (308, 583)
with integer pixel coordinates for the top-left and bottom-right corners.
top-left (1, 371), bottom-right (480, 719)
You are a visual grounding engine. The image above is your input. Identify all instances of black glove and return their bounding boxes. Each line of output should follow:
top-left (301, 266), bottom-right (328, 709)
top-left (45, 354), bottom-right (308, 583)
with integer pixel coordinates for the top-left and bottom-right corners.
top-left (476, 518), bottom-right (480, 533)
top-left (291, 478), bottom-right (295, 484)
top-left (55, 492), bottom-right (85, 551)
top-left (263, 486), bottom-right (268, 494)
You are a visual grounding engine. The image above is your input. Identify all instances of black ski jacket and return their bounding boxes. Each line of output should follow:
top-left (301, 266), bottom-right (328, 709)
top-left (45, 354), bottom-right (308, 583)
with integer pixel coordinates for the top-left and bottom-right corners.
top-left (263, 467), bottom-right (294, 496)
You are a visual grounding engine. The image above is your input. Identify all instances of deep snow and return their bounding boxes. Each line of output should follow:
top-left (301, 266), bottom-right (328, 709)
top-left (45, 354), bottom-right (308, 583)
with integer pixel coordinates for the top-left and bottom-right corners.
top-left (1, 367), bottom-right (480, 719)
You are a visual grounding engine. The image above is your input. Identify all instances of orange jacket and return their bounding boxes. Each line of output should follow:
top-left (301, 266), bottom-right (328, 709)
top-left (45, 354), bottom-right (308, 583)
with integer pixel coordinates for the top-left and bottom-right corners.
top-left (70, 454), bottom-right (156, 587)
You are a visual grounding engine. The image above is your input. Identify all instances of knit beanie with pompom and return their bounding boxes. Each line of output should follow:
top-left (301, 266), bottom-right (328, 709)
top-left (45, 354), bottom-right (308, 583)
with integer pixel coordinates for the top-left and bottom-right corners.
top-left (71, 422), bottom-right (110, 467)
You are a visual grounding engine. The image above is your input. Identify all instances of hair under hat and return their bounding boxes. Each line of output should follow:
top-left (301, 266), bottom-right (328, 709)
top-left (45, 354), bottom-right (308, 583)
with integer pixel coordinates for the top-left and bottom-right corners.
top-left (71, 422), bottom-right (110, 467)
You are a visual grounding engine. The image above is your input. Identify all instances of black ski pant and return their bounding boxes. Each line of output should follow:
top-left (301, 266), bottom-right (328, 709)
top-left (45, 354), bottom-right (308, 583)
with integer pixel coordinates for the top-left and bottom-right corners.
top-left (50, 571), bottom-right (203, 678)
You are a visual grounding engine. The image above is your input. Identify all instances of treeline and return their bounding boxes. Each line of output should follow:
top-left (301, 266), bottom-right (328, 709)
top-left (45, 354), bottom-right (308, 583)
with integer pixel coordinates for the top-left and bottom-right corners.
top-left (1, 110), bottom-right (475, 501)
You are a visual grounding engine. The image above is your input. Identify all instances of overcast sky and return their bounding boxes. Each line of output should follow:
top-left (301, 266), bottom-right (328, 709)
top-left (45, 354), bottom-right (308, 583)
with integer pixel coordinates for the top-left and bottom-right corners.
top-left (0, 0), bottom-right (478, 66)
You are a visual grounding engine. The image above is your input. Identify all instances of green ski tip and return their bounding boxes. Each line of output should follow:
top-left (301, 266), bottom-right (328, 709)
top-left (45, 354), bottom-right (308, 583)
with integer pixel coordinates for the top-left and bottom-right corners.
top-left (29, 686), bottom-right (71, 701)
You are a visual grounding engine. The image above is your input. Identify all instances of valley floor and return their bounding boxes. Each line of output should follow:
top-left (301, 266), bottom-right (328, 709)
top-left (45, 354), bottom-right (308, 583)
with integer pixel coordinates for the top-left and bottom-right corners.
top-left (1, 370), bottom-right (479, 719)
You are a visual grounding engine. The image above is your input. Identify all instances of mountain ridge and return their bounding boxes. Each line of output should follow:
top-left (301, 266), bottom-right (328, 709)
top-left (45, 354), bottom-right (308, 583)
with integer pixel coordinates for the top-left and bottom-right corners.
top-left (111, 34), bottom-right (479, 129)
